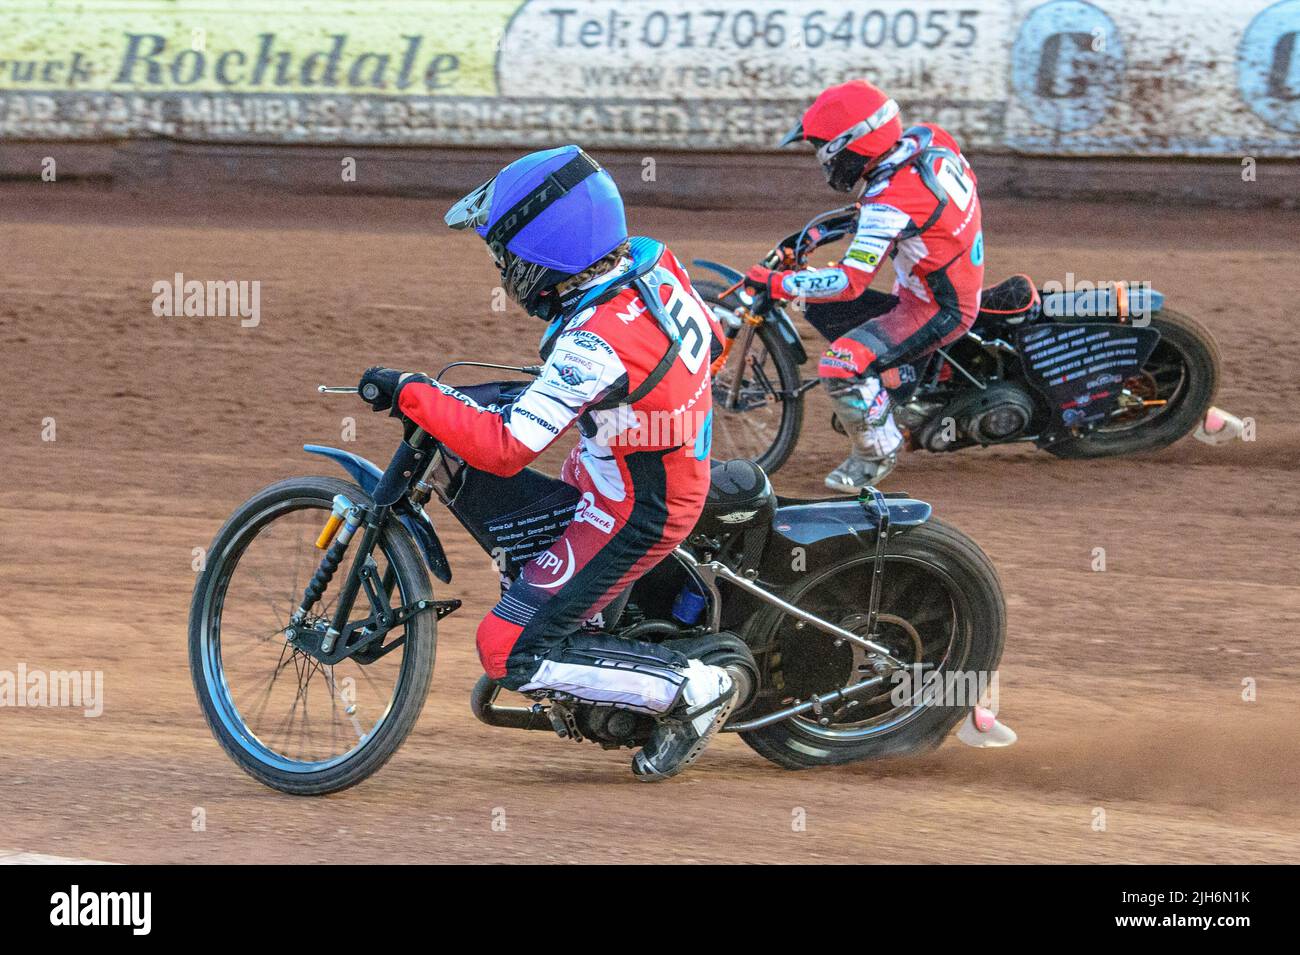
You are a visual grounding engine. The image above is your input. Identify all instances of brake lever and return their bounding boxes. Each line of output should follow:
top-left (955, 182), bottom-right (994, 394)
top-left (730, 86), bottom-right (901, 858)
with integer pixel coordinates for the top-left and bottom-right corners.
top-left (319, 383), bottom-right (386, 404)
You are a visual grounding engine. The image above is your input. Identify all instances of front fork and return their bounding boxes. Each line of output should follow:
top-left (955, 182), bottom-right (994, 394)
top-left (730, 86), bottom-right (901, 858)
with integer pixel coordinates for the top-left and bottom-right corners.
top-left (290, 494), bottom-right (367, 651)
top-left (290, 500), bottom-right (389, 655)
top-left (290, 428), bottom-right (437, 657)
top-left (712, 303), bottom-right (769, 411)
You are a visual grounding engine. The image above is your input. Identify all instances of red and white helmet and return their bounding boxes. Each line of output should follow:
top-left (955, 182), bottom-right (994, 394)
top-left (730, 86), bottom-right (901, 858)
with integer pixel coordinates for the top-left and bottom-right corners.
top-left (779, 80), bottom-right (903, 192)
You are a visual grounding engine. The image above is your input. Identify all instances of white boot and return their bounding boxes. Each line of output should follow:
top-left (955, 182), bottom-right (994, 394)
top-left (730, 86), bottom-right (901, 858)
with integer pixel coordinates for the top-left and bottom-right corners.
top-left (631, 661), bottom-right (736, 781)
top-left (825, 376), bottom-right (904, 493)
top-left (825, 449), bottom-right (898, 492)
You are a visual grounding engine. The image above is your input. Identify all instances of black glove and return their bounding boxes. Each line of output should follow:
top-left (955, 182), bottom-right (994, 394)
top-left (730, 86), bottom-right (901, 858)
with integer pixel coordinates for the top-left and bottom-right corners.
top-left (358, 366), bottom-right (407, 413)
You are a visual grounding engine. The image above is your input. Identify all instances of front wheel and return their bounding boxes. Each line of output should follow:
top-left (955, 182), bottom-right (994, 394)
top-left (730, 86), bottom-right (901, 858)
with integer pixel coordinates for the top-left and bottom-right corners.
top-left (740, 518), bottom-right (1006, 769)
top-left (189, 476), bottom-right (437, 795)
top-left (1047, 309), bottom-right (1220, 459)
top-left (694, 279), bottom-right (806, 475)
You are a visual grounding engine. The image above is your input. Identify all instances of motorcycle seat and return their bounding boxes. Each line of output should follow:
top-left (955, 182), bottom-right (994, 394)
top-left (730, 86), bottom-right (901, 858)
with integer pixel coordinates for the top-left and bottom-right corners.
top-left (977, 274), bottom-right (1040, 324)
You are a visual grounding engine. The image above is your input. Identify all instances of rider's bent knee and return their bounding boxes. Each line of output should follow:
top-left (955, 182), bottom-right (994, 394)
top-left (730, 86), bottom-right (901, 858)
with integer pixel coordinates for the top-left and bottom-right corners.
top-left (476, 612), bottom-right (523, 682)
top-left (819, 336), bottom-right (877, 380)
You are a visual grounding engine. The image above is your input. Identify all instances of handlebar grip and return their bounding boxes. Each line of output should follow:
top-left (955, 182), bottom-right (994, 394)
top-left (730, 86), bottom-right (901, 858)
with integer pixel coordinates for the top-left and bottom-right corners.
top-left (361, 382), bottom-right (380, 402)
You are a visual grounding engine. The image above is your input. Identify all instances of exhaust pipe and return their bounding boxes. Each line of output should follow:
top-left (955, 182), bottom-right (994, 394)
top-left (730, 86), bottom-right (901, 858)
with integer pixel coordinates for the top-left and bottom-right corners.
top-left (469, 675), bottom-right (553, 731)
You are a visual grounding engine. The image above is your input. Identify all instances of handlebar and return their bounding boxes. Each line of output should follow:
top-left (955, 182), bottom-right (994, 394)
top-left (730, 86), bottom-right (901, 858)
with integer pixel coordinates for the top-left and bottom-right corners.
top-left (317, 361), bottom-right (543, 403)
top-left (752, 201), bottom-right (862, 275)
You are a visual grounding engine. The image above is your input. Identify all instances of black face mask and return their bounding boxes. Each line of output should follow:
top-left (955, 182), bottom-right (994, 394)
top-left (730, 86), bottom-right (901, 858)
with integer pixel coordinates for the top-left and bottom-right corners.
top-left (497, 248), bottom-right (569, 319)
top-left (809, 138), bottom-right (870, 193)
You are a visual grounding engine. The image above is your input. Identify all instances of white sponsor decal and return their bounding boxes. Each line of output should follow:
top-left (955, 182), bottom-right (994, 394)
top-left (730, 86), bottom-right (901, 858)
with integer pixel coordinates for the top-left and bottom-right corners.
top-left (717, 509), bottom-right (758, 524)
top-left (573, 491), bottom-right (615, 533)
top-left (533, 539), bottom-right (577, 589)
top-left (615, 298), bottom-right (649, 324)
top-left (510, 404), bottom-right (561, 435)
top-left (540, 348), bottom-right (607, 400)
top-left (567, 329), bottom-right (615, 355)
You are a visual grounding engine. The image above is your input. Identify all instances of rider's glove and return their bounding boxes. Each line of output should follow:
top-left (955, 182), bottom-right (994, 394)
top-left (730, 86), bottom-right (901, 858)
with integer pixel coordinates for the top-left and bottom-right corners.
top-left (744, 264), bottom-right (794, 302)
top-left (358, 367), bottom-right (431, 415)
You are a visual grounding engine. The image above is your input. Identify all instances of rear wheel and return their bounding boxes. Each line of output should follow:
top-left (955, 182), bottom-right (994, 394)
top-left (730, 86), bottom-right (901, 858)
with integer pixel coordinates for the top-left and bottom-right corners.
top-left (1047, 310), bottom-right (1219, 459)
top-left (695, 279), bottom-right (805, 475)
top-left (740, 519), bottom-right (1005, 769)
top-left (189, 476), bottom-right (436, 795)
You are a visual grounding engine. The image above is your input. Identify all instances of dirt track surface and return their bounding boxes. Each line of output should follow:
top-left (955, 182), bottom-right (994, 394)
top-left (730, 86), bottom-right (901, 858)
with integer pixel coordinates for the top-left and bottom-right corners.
top-left (3, 183), bottom-right (1299, 864)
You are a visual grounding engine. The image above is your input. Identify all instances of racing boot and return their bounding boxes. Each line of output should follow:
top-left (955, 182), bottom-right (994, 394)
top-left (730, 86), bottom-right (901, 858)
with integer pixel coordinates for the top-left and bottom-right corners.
top-left (631, 660), bottom-right (736, 782)
top-left (824, 375), bottom-right (904, 493)
top-left (825, 445), bottom-right (898, 492)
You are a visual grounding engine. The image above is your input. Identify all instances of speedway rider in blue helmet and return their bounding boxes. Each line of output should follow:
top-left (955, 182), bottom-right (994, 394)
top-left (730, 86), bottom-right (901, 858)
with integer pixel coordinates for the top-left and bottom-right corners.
top-left (357, 146), bottom-right (736, 780)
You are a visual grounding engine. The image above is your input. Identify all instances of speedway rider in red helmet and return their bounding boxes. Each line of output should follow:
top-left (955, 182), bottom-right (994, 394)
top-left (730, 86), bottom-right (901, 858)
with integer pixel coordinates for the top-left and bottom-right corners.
top-left (358, 146), bottom-right (734, 780)
top-left (747, 80), bottom-right (985, 489)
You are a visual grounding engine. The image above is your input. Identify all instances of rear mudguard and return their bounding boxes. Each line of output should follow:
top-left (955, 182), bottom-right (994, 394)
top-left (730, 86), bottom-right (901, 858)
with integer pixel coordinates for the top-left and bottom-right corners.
top-left (1040, 285), bottom-right (1165, 320)
top-left (758, 494), bottom-right (932, 587)
top-left (304, 444), bottom-right (452, 584)
top-left (692, 258), bottom-right (809, 365)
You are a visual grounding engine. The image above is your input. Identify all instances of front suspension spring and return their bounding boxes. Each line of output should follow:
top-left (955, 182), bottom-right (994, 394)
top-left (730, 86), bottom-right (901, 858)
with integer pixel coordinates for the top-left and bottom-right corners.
top-left (300, 536), bottom-right (349, 611)
top-left (294, 502), bottom-right (363, 621)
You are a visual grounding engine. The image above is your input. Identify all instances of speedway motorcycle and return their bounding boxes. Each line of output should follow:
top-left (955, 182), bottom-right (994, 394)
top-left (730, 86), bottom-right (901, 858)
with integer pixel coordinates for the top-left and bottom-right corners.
top-left (189, 365), bottom-right (1008, 795)
top-left (695, 205), bottom-right (1228, 475)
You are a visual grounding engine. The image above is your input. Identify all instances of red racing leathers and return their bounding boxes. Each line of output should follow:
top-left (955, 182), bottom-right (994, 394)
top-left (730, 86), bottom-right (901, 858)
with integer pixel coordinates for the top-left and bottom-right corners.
top-left (396, 244), bottom-right (723, 711)
top-left (765, 124), bottom-right (985, 382)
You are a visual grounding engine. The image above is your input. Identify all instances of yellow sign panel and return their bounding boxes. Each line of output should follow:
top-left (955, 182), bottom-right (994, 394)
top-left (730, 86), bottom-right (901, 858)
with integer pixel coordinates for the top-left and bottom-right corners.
top-left (0, 0), bottom-right (517, 95)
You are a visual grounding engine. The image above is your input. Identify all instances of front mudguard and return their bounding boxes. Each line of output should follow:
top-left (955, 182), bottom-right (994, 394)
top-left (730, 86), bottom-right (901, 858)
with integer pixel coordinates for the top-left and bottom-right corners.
top-left (692, 258), bottom-right (809, 365)
top-left (303, 444), bottom-right (452, 584)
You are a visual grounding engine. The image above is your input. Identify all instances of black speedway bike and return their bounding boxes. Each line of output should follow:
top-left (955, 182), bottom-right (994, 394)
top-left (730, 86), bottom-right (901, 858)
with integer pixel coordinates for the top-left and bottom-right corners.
top-left (188, 366), bottom-right (1007, 794)
top-left (695, 206), bottom-right (1223, 474)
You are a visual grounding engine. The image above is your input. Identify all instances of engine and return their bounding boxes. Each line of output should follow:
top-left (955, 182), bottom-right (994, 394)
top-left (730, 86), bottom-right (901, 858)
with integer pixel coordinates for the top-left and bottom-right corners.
top-left (914, 381), bottom-right (1039, 452)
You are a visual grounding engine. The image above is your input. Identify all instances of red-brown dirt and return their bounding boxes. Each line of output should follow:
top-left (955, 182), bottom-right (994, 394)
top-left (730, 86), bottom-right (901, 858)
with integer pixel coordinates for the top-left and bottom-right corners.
top-left (2, 183), bottom-right (1298, 863)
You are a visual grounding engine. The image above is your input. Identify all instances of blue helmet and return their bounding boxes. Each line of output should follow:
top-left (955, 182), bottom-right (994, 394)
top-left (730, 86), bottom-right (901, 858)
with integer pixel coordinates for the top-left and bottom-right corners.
top-left (445, 145), bottom-right (628, 316)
